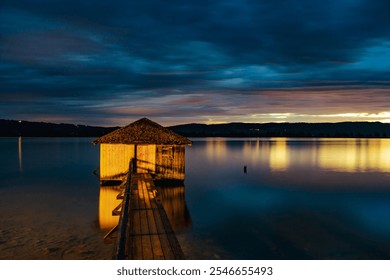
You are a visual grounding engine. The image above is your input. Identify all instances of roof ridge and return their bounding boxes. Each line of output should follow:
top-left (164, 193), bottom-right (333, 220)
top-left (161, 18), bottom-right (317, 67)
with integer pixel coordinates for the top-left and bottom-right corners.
top-left (93, 118), bottom-right (192, 145)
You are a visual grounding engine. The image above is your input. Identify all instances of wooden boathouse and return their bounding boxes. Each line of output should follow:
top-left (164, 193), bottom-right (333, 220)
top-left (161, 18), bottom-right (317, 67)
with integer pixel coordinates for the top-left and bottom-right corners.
top-left (94, 118), bottom-right (192, 259)
top-left (93, 117), bottom-right (192, 181)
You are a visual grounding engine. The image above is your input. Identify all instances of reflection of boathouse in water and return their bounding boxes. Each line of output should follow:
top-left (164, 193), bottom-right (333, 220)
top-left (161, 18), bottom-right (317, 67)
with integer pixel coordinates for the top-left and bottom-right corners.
top-left (98, 183), bottom-right (192, 234)
top-left (94, 118), bottom-right (192, 240)
top-left (155, 184), bottom-right (192, 231)
top-left (93, 117), bottom-right (192, 181)
top-left (98, 184), bottom-right (122, 233)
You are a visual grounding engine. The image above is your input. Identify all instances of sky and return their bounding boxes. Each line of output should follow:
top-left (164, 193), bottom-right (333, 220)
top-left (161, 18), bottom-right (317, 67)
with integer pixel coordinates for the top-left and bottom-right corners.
top-left (1, 0), bottom-right (390, 126)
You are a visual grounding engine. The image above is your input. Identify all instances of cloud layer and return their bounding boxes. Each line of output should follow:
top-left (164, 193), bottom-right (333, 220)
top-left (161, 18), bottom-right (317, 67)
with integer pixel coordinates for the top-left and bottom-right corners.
top-left (1, 0), bottom-right (390, 125)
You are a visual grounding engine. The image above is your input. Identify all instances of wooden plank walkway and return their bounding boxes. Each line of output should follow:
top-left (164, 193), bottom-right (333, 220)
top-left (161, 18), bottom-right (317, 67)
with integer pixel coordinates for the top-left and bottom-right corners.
top-left (116, 173), bottom-right (184, 260)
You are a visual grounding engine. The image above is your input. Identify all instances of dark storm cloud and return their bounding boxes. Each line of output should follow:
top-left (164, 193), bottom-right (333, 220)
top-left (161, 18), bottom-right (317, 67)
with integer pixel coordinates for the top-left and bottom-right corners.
top-left (1, 0), bottom-right (390, 125)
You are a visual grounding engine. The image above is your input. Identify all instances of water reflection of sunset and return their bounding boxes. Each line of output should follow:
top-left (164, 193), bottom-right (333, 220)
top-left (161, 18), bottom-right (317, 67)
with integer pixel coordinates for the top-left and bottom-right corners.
top-left (230, 138), bottom-right (390, 173)
top-left (206, 138), bottom-right (228, 161)
top-left (242, 140), bottom-right (265, 165)
top-left (269, 138), bottom-right (289, 171)
top-left (318, 139), bottom-right (390, 172)
top-left (185, 138), bottom-right (390, 259)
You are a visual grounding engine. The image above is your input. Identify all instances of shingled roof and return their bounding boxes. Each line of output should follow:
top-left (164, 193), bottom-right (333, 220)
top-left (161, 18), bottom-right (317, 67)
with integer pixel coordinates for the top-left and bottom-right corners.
top-left (93, 118), bottom-right (192, 145)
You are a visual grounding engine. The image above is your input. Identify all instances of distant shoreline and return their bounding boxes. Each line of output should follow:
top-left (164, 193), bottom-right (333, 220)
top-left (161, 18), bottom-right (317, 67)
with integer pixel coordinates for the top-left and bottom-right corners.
top-left (1, 119), bottom-right (390, 138)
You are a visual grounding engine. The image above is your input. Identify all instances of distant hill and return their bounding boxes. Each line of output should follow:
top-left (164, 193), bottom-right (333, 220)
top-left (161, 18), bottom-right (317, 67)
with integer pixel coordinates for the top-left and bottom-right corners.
top-left (1, 119), bottom-right (390, 138)
top-left (169, 122), bottom-right (390, 138)
top-left (0, 119), bottom-right (118, 137)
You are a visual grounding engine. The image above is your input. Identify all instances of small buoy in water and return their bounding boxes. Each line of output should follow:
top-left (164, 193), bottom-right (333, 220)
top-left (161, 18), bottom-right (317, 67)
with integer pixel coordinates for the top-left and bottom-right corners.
top-left (244, 165), bottom-right (247, 174)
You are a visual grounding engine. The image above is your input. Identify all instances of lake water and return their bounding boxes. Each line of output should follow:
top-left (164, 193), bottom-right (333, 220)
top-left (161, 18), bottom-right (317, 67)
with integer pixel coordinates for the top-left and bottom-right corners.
top-left (1, 137), bottom-right (390, 259)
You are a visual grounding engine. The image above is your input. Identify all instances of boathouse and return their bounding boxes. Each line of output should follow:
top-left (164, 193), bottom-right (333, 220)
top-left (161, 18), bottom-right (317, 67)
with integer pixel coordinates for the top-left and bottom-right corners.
top-left (93, 118), bottom-right (192, 181)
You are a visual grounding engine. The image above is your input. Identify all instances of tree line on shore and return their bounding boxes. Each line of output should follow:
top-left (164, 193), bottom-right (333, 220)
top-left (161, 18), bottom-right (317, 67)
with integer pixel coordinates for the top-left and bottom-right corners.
top-left (1, 119), bottom-right (390, 138)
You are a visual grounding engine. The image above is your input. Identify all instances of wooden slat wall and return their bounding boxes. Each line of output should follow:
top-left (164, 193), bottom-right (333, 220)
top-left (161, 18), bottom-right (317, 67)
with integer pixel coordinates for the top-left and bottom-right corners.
top-left (100, 144), bottom-right (135, 179)
top-left (136, 145), bottom-right (156, 174)
top-left (155, 145), bottom-right (186, 180)
top-left (100, 144), bottom-right (186, 180)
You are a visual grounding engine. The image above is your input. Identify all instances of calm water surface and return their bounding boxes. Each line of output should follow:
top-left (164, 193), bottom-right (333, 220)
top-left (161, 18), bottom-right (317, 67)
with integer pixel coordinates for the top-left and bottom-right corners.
top-left (0, 137), bottom-right (111, 259)
top-left (1, 137), bottom-right (390, 259)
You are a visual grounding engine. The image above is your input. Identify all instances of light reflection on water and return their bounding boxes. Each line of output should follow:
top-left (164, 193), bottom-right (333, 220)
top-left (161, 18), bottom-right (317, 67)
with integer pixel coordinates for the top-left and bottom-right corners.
top-left (181, 138), bottom-right (390, 259)
top-left (18, 136), bottom-right (23, 173)
top-left (98, 185), bottom-right (121, 234)
top-left (1, 137), bottom-right (390, 259)
top-left (238, 138), bottom-right (390, 173)
top-left (0, 137), bottom-right (113, 259)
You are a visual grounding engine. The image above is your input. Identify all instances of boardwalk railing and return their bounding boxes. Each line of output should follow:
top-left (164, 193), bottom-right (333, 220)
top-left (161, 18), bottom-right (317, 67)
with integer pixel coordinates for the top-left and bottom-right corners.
top-left (115, 158), bottom-right (135, 260)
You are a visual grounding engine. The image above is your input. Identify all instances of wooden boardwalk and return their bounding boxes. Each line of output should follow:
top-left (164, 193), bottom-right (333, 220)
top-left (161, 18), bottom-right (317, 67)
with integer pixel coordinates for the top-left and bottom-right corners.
top-left (116, 173), bottom-right (184, 260)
